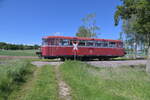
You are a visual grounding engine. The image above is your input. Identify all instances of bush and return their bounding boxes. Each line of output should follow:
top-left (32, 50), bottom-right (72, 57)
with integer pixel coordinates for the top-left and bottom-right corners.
top-left (0, 60), bottom-right (35, 100)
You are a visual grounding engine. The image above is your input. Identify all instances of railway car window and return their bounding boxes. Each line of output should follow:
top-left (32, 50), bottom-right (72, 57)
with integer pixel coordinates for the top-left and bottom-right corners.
top-left (59, 39), bottom-right (63, 46)
top-left (109, 42), bottom-right (116, 48)
top-left (49, 39), bottom-right (55, 45)
top-left (118, 42), bottom-right (123, 48)
top-left (103, 42), bottom-right (108, 47)
top-left (69, 40), bottom-right (81, 46)
top-left (69, 40), bottom-right (73, 46)
top-left (47, 39), bottom-right (59, 46)
top-left (78, 40), bottom-right (86, 46)
top-left (62, 39), bottom-right (69, 46)
top-left (95, 41), bottom-right (103, 47)
top-left (55, 39), bottom-right (60, 46)
top-left (69, 40), bottom-right (77, 46)
top-left (86, 41), bottom-right (94, 47)
top-left (42, 39), bottom-right (48, 46)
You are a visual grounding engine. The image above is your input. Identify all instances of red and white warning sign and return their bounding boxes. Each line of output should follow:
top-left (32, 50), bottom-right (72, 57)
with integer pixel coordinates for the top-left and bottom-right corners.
top-left (72, 41), bottom-right (79, 51)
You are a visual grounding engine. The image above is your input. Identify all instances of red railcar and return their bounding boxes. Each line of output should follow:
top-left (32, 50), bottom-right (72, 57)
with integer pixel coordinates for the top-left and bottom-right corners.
top-left (39, 36), bottom-right (126, 60)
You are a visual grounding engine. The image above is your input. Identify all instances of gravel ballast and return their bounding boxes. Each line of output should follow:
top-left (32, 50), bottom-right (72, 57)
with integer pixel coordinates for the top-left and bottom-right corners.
top-left (87, 60), bottom-right (147, 67)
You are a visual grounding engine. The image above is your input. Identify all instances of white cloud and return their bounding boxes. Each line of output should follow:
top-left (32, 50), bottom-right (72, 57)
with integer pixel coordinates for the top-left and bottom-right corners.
top-left (52, 32), bottom-right (63, 36)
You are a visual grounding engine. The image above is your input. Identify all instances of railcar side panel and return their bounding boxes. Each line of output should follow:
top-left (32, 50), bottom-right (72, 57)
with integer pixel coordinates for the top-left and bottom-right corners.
top-left (42, 46), bottom-right (125, 57)
top-left (41, 46), bottom-right (49, 56)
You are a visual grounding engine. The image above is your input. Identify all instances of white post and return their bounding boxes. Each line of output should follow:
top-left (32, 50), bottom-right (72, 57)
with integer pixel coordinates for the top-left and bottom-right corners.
top-left (74, 51), bottom-right (76, 60)
top-left (146, 48), bottom-right (150, 72)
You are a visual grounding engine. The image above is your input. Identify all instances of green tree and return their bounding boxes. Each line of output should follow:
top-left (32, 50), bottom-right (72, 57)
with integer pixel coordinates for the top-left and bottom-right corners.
top-left (0, 42), bottom-right (40, 50)
top-left (114, 0), bottom-right (150, 45)
top-left (123, 16), bottom-right (140, 58)
top-left (114, 0), bottom-right (150, 72)
top-left (76, 13), bottom-right (100, 38)
top-left (33, 44), bottom-right (40, 49)
top-left (76, 26), bottom-right (91, 37)
top-left (119, 32), bottom-right (123, 41)
top-left (0, 42), bottom-right (7, 49)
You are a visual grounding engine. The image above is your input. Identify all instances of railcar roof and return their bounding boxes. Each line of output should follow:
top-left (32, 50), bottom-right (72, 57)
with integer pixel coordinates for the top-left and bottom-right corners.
top-left (43, 36), bottom-right (122, 42)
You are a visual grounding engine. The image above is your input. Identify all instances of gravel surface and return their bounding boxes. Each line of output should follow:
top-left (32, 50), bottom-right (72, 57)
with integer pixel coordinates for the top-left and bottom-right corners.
top-left (54, 65), bottom-right (72, 100)
top-left (32, 60), bottom-right (147, 68)
top-left (87, 60), bottom-right (147, 68)
top-left (32, 61), bottom-right (63, 67)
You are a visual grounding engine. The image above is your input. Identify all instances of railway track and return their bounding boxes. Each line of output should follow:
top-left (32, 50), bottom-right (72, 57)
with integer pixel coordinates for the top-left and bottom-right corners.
top-left (0, 56), bottom-right (147, 67)
top-left (32, 59), bottom-right (147, 68)
top-left (87, 60), bottom-right (146, 67)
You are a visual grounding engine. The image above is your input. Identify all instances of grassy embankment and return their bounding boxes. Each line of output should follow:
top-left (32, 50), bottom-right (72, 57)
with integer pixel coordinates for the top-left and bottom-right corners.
top-left (8, 65), bottom-right (58, 100)
top-left (1, 59), bottom-right (149, 100)
top-left (0, 50), bottom-right (38, 56)
top-left (0, 59), bottom-right (35, 100)
top-left (60, 61), bottom-right (150, 100)
top-left (0, 59), bottom-right (58, 100)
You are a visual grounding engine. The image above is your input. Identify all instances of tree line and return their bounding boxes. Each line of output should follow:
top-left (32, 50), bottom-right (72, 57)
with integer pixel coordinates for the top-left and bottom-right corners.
top-left (114, 0), bottom-right (150, 59)
top-left (0, 42), bottom-right (40, 50)
top-left (114, 0), bottom-right (150, 72)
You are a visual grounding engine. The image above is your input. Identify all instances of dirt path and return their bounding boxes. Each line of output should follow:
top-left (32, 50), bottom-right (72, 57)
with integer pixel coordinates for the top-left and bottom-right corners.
top-left (54, 65), bottom-right (72, 100)
top-left (31, 61), bottom-right (63, 67)
top-left (32, 61), bottom-right (72, 100)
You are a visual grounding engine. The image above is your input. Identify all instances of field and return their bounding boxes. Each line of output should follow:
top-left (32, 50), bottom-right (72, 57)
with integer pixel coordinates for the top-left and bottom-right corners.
top-left (60, 61), bottom-right (150, 100)
top-left (0, 59), bottom-right (150, 100)
top-left (0, 50), bottom-right (38, 56)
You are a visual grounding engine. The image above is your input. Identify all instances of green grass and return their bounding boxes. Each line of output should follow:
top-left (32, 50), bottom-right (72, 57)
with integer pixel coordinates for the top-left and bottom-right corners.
top-left (0, 50), bottom-right (38, 56)
top-left (0, 59), bottom-right (35, 100)
top-left (60, 61), bottom-right (150, 100)
top-left (8, 65), bottom-right (58, 100)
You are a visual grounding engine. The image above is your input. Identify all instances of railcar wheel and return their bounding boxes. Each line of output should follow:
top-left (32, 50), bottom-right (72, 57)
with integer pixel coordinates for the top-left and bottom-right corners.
top-left (43, 57), bottom-right (46, 59)
top-left (98, 58), bottom-right (103, 61)
top-left (103, 58), bottom-right (111, 61)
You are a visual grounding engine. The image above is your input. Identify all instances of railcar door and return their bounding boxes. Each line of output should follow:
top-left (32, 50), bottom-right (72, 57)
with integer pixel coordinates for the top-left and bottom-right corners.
top-left (48, 38), bottom-right (58, 57)
top-left (49, 38), bottom-right (60, 57)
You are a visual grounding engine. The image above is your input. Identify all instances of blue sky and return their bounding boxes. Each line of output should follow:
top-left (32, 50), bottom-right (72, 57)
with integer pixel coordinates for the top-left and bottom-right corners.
top-left (0, 0), bottom-right (122, 45)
